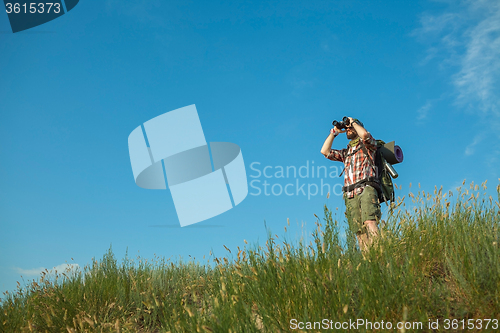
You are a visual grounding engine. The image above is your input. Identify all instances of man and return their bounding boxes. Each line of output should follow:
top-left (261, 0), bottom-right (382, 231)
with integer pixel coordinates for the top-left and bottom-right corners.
top-left (320, 117), bottom-right (381, 250)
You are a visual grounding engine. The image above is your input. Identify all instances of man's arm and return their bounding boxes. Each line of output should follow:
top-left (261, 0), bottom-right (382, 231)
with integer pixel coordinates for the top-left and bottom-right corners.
top-left (349, 118), bottom-right (369, 140)
top-left (320, 127), bottom-right (342, 157)
top-left (348, 117), bottom-right (377, 148)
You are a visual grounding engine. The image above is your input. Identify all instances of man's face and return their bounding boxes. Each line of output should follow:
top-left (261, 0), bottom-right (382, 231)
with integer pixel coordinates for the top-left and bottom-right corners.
top-left (346, 127), bottom-right (358, 140)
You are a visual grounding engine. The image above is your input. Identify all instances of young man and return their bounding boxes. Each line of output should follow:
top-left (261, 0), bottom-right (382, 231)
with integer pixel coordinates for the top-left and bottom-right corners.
top-left (320, 117), bottom-right (381, 250)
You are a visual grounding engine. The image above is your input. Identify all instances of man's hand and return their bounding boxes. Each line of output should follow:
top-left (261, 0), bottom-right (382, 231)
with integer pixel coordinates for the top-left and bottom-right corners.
top-left (333, 126), bottom-right (346, 134)
top-left (322, 127), bottom-right (341, 156)
top-left (346, 117), bottom-right (355, 128)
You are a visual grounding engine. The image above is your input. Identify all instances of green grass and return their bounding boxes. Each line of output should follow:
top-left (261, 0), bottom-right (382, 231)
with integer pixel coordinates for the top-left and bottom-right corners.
top-left (2, 181), bottom-right (500, 332)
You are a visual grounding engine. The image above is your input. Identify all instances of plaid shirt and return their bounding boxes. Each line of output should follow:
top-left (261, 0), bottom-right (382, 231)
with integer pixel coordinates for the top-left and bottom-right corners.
top-left (326, 133), bottom-right (377, 198)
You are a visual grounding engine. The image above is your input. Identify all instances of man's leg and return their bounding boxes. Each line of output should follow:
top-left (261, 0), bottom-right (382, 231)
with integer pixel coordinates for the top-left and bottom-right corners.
top-left (363, 220), bottom-right (379, 247)
top-left (364, 220), bottom-right (379, 236)
top-left (357, 232), bottom-right (369, 252)
top-left (345, 194), bottom-right (364, 250)
top-left (360, 186), bottom-right (382, 248)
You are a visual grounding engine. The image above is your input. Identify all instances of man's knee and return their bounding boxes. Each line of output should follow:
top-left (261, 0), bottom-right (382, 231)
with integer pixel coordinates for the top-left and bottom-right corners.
top-left (364, 220), bottom-right (377, 227)
top-left (363, 220), bottom-right (379, 237)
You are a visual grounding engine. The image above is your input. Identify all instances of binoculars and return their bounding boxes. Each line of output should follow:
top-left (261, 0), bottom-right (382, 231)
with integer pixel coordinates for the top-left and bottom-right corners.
top-left (332, 116), bottom-right (351, 130)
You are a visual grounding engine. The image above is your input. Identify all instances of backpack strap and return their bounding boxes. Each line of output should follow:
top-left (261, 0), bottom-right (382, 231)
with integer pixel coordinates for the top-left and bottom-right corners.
top-left (358, 140), bottom-right (389, 204)
top-left (359, 140), bottom-right (376, 171)
top-left (345, 146), bottom-right (363, 158)
top-left (339, 145), bottom-right (364, 178)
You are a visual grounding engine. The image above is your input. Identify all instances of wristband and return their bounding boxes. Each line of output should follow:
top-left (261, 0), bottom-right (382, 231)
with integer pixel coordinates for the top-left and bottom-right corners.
top-left (351, 118), bottom-right (364, 128)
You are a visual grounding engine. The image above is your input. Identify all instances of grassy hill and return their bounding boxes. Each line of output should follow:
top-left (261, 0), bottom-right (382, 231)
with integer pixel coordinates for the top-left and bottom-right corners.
top-left (2, 181), bottom-right (499, 332)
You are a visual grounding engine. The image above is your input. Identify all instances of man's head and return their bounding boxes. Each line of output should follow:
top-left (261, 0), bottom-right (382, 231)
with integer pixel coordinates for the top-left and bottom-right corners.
top-left (346, 118), bottom-right (364, 140)
top-left (346, 127), bottom-right (358, 140)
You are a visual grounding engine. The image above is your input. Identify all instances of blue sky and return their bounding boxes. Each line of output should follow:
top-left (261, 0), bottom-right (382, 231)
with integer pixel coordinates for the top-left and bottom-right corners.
top-left (1, 0), bottom-right (499, 295)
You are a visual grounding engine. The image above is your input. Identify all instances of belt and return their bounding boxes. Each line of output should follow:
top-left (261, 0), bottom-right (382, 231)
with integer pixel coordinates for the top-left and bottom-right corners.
top-left (342, 177), bottom-right (380, 193)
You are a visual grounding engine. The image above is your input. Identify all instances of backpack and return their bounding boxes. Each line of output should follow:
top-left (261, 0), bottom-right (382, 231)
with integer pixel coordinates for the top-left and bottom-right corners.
top-left (359, 140), bottom-right (395, 204)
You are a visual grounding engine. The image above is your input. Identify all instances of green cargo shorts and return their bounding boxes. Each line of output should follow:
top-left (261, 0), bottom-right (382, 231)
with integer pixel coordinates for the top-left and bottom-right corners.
top-left (344, 185), bottom-right (381, 234)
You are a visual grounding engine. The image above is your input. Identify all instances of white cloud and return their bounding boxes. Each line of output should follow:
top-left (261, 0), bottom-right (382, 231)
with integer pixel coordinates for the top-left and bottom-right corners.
top-left (416, 0), bottom-right (500, 116)
top-left (417, 100), bottom-right (433, 120)
top-left (13, 267), bottom-right (46, 276)
top-left (464, 133), bottom-right (484, 156)
top-left (417, 12), bottom-right (460, 36)
top-left (453, 6), bottom-right (500, 115)
top-left (13, 263), bottom-right (80, 277)
top-left (415, 0), bottom-right (500, 172)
